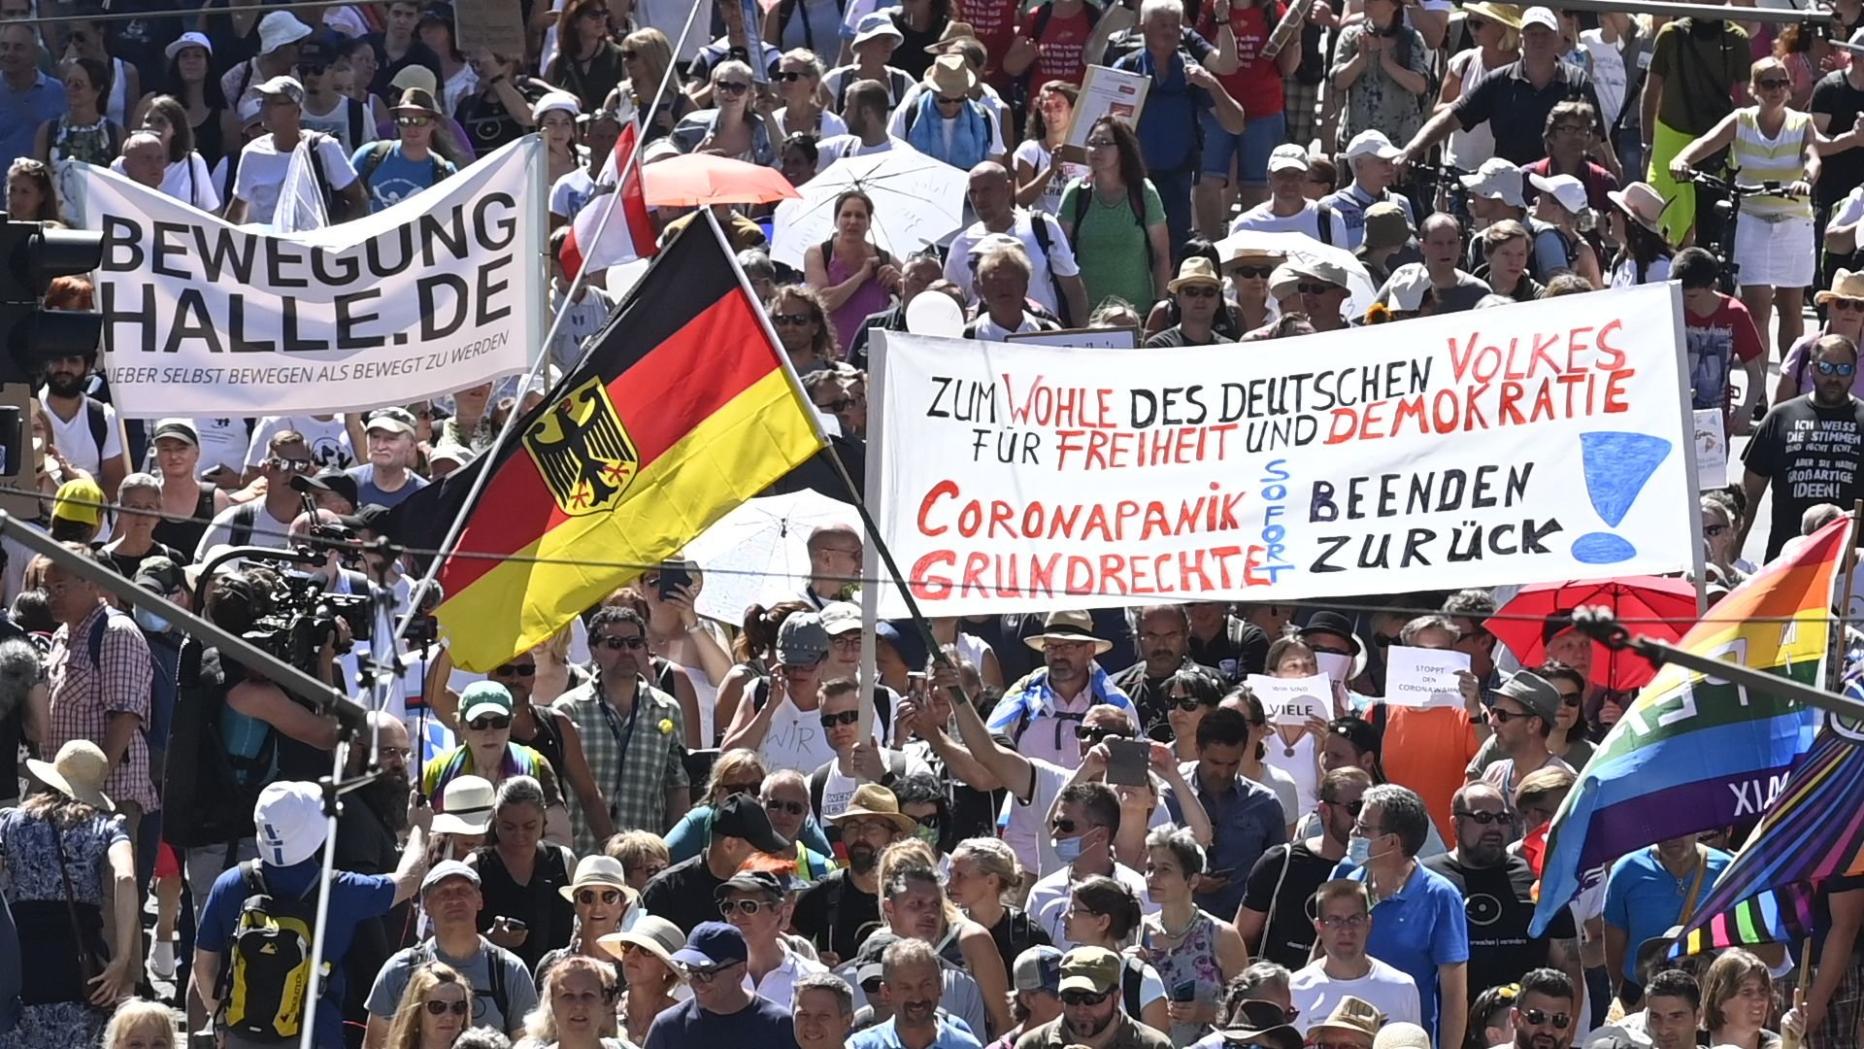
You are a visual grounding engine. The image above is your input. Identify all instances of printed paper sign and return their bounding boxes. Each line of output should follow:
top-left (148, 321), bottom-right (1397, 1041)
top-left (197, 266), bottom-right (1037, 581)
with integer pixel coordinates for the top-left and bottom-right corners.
top-left (1383, 646), bottom-right (1472, 709)
top-left (1693, 408), bottom-right (1727, 492)
top-left (81, 139), bottom-right (544, 418)
top-left (1248, 674), bottom-right (1332, 726)
top-left (1005, 326), bottom-right (1140, 349)
top-left (868, 285), bottom-right (1696, 617)
top-left (1062, 65), bottom-right (1150, 162)
top-left (1315, 651), bottom-right (1354, 684)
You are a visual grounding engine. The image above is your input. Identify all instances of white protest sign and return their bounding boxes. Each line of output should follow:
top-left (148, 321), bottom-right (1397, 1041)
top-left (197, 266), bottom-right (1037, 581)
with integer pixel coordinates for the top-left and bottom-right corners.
top-left (1316, 651), bottom-right (1354, 684)
top-left (1248, 674), bottom-right (1332, 726)
top-left (1383, 646), bottom-right (1471, 708)
top-left (1005, 326), bottom-right (1141, 349)
top-left (1693, 408), bottom-right (1727, 491)
top-left (82, 138), bottom-right (545, 418)
top-left (867, 284), bottom-right (1695, 618)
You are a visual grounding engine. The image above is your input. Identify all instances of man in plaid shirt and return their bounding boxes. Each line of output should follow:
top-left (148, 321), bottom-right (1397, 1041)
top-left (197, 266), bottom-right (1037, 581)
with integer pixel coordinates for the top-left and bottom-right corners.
top-left (44, 543), bottom-right (157, 859)
top-left (553, 605), bottom-right (691, 854)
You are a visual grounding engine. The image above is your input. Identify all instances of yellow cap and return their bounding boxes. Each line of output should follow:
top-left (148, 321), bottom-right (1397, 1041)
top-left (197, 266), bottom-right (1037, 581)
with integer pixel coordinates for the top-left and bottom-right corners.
top-left (52, 477), bottom-right (104, 528)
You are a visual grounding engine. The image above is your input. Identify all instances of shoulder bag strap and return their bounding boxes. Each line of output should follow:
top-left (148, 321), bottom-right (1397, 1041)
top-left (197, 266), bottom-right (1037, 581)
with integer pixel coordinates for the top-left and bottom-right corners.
top-left (48, 820), bottom-right (103, 976)
top-left (1677, 844), bottom-right (1712, 924)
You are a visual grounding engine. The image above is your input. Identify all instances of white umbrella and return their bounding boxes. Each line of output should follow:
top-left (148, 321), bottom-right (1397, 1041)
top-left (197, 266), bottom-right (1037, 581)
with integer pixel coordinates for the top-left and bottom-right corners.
top-left (683, 490), bottom-right (863, 623)
top-left (770, 146), bottom-right (968, 269)
top-left (1213, 228), bottom-right (1379, 320)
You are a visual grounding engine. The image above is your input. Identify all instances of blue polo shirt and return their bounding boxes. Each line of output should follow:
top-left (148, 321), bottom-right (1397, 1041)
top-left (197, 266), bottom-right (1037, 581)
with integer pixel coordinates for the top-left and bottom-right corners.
top-left (1110, 48), bottom-right (1212, 175)
top-left (1602, 844), bottom-right (1732, 980)
top-left (1336, 860), bottom-right (1469, 1043)
top-left (1166, 764), bottom-right (1287, 918)
top-left (0, 71), bottom-right (65, 169)
top-left (851, 1014), bottom-right (981, 1049)
top-left (196, 857), bottom-right (399, 1048)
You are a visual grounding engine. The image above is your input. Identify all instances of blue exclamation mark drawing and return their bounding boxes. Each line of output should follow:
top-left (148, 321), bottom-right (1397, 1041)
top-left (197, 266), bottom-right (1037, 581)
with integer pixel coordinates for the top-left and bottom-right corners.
top-left (1571, 431), bottom-right (1673, 564)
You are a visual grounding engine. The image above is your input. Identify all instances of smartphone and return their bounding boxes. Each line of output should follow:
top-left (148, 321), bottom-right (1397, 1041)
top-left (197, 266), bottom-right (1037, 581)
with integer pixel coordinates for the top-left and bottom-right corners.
top-left (498, 917), bottom-right (528, 932)
top-left (1171, 980), bottom-right (1197, 1003)
top-left (1105, 738), bottom-right (1150, 786)
top-left (657, 559), bottom-right (694, 599)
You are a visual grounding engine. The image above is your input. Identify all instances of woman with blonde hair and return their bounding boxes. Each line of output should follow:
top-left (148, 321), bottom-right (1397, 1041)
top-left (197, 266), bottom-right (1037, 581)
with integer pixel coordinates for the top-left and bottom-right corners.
top-left (599, 916), bottom-right (686, 1044)
top-left (381, 961), bottom-right (472, 1049)
top-left (603, 27), bottom-right (691, 141)
top-left (773, 49), bottom-right (843, 139)
top-left (1700, 947), bottom-right (1803, 1049)
top-left (521, 954), bottom-right (625, 1049)
top-left (947, 837), bottom-right (1051, 975)
top-left (101, 999), bottom-right (177, 1049)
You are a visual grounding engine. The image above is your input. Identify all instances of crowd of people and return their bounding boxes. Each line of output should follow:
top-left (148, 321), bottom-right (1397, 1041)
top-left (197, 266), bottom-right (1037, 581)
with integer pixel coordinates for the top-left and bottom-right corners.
top-left (2, 1), bottom-right (1864, 1049)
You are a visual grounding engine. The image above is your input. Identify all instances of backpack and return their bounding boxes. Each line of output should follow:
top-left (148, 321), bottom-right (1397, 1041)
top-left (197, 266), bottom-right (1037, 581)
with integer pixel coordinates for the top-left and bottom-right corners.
top-left (776, 0), bottom-right (850, 54)
top-left (218, 860), bottom-right (322, 1042)
top-left (1021, 0), bottom-right (1104, 103)
top-left (1119, 954), bottom-right (1145, 1018)
top-left (809, 750), bottom-right (912, 818)
top-left (833, 66), bottom-right (912, 112)
top-left (227, 501), bottom-right (262, 548)
top-left (414, 941), bottom-right (510, 1026)
top-left (1068, 179), bottom-right (1155, 281)
top-left (162, 644), bottom-right (268, 849)
top-left (299, 131), bottom-right (359, 223)
top-left (356, 140), bottom-right (446, 193)
top-left (1314, 201), bottom-right (1337, 248)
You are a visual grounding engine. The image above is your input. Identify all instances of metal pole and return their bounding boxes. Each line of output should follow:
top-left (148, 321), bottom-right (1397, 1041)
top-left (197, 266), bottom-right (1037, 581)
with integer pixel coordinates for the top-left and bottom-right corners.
top-left (1546, 0), bottom-right (1830, 24)
top-left (0, 511), bottom-right (368, 730)
top-left (1569, 607), bottom-right (1864, 721)
top-left (388, 0), bottom-right (706, 655)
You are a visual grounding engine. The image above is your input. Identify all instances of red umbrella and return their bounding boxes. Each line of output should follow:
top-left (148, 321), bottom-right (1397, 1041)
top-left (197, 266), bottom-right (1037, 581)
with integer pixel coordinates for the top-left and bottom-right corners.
top-left (1484, 576), bottom-right (1700, 692)
top-left (641, 154), bottom-right (800, 208)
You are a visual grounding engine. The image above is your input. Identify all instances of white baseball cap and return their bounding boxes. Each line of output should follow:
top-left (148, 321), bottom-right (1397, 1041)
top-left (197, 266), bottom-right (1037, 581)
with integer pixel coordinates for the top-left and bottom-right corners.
top-left (1520, 6), bottom-right (1560, 32)
top-left (1344, 130), bottom-right (1402, 162)
top-left (852, 11), bottom-right (905, 48)
top-left (1381, 263), bottom-right (1434, 313)
top-left (1530, 172), bottom-right (1589, 214)
top-left (165, 31), bottom-right (213, 62)
top-left (532, 91), bottom-right (582, 122)
top-left (1268, 143), bottom-right (1311, 173)
top-left (254, 781), bottom-right (328, 867)
top-left (1460, 157), bottom-right (1526, 207)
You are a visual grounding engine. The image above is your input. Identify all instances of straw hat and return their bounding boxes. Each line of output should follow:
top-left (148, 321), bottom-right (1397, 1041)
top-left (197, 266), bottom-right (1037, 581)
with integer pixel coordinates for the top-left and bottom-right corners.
top-left (27, 740), bottom-right (113, 812)
top-left (1464, 1), bottom-right (1524, 28)
top-left (923, 20), bottom-right (982, 53)
top-left (1308, 996), bottom-right (1385, 1041)
top-left (599, 915), bottom-right (687, 973)
top-left (1607, 181), bottom-right (1670, 235)
top-left (1022, 610), bottom-right (1114, 654)
top-left (1815, 268), bottom-right (1864, 305)
top-left (1168, 257), bottom-right (1223, 293)
top-left (826, 783), bottom-right (918, 833)
top-left (559, 855), bottom-right (636, 904)
top-left (925, 53), bottom-right (977, 97)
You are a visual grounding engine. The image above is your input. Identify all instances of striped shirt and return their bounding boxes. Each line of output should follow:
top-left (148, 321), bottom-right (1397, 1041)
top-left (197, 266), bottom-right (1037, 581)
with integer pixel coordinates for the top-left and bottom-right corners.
top-left (1732, 107), bottom-right (1814, 220)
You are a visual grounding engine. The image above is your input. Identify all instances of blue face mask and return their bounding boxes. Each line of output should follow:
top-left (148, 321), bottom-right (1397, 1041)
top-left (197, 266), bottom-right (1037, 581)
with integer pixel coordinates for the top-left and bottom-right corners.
top-left (133, 606), bottom-right (170, 634)
top-left (1052, 833), bottom-right (1086, 864)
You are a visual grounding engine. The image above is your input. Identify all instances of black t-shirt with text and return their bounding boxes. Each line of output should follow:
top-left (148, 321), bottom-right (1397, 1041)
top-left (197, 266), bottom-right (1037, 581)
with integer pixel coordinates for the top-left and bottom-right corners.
top-left (1241, 839), bottom-right (1337, 970)
top-left (1742, 396), bottom-right (1864, 560)
top-left (1423, 852), bottom-right (1577, 990)
top-left (792, 868), bottom-right (882, 962)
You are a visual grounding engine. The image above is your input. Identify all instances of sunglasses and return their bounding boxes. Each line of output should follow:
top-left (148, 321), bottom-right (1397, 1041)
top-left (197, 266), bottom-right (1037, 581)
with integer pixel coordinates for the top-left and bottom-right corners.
top-left (576, 888), bottom-right (624, 906)
top-left (1075, 725), bottom-right (1127, 744)
top-left (717, 81), bottom-right (751, 94)
top-left (914, 812), bottom-right (941, 829)
top-left (265, 457), bottom-right (314, 472)
top-left (1521, 1009), bottom-right (1572, 1029)
top-left (775, 70), bottom-right (810, 82)
top-left (1051, 817), bottom-right (1079, 835)
top-left (765, 798), bottom-right (808, 816)
top-left (1085, 137), bottom-right (1115, 148)
top-left (1756, 77), bottom-right (1791, 90)
top-left (935, 94), bottom-right (966, 105)
top-left (494, 663), bottom-right (537, 677)
top-left (820, 709), bottom-right (860, 728)
top-left (1296, 282), bottom-right (1339, 295)
top-left (467, 716), bottom-right (511, 731)
top-left (773, 313), bottom-right (814, 326)
top-left (1060, 989), bottom-right (1111, 1006)
top-left (1831, 298), bottom-right (1864, 312)
top-left (594, 635), bottom-right (648, 650)
top-left (719, 898), bottom-right (769, 916)
top-left (398, 115), bottom-right (433, 127)
top-left (686, 963), bottom-right (734, 983)
top-left (423, 999), bottom-right (470, 1016)
top-left (297, 63), bottom-right (328, 76)
top-left (1455, 809), bottom-right (1510, 825)
top-left (1487, 708), bottom-right (1532, 724)
top-left (1172, 695), bottom-right (1212, 711)
top-left (1326, 797), bottom-right (1365, 815)
top-left (817, 397), bottom-right (853, 413)
top-left (1233, 265), bottom-right (1273, 278)
top-left (1179, 286), bottom-right (1219, 299)
top-left (1816, 360), bottom-right (1857, 376)
top-left (1556, 689), bottom-right (1583, 706)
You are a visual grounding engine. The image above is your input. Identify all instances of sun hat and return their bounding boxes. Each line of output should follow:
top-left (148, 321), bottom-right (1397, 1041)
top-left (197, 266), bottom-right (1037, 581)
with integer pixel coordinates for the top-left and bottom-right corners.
top-left (1168, 257), bottom-right (1223, 293)
top-left (1381, 263), bottom-right (1434, 313)
top-left (392, 87), bottom-right (443, 117)
top-left (1530, 172), bottom-right (1589, 214)
top-left (430, 775), bottom-right (496, 836)
top-left (825, 783), bottom-right (917, 833)
top-left (925, 53), bottom-right (977, 96)
top-left (1817, 268), bottom-right (1864, 305)
top-left (390, 64), bottom-right (441, 96)
top-left (151, 419), bottom-right (199, 447)
top-left (165, 31), bottom-right (213, 62)
top-left (923, 20), bottom-right (982, 54)
top-left (1267, 143), bottom-right (1310, 173)
top-left (254, 75), bottom-right (305, 106)
top-left (1460, 157), bottom-right (1526, 207)
top-left (254, 781), bottom-right (327, 867)
top-left (1308, 996), bottom-right (1385, 1041)
top-left (1343, 129), bottom-right (1402, 162)
top-left (852, 11), bottom-right (905, 48)
top-left (1607, 181), bottom-right (1670, 235)
top-left (559, 855), bottom-right (635, 903)
top-left (1022, 610), bottom-right (1114, 654)
top-left (257, 11), bottom-right (313, 55)
top-left (1463, 2), bottom-right (1524, 29)
top-left (599, 914), bottom-right (687, 972)
top-left (421, 858), bottom-right (481, 893)
top-left (26, 740), bottom-right (113, 812)
top-left (52, 477), bottom-right (104, 528)
top-left (1057, 946), bottom-right (1122, 995)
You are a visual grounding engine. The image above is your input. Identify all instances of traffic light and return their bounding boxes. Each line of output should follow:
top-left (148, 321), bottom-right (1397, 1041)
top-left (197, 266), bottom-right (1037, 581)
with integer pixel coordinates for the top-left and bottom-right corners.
top-left (0, 214), bottom-right (105, 384)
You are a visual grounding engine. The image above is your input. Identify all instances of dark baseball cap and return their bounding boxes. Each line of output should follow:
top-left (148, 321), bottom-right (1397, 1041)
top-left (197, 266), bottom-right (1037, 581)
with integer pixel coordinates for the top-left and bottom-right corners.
top-left (671, 921), bottom-right (748, 970)
top-left (294, 468), bottom-right (359, 508)
top-left (710, 793), bottom-right (791, 854)
top-left (715, 869), bottom-right (787, 900)
top-left (151, 419), bottom-right (199, 447)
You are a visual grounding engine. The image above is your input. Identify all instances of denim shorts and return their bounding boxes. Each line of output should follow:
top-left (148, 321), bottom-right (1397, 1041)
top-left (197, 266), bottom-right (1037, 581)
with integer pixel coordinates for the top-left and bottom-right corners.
top-left (1200, 109), bottom-right (1287, 185)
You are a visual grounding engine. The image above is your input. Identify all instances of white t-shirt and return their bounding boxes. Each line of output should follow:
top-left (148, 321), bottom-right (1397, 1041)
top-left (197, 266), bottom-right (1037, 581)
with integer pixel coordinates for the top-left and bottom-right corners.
top-left (944, 209), bottom-right (1081, 316)
top-left (1027, 859), bottom-right (1158, 951)
top-left (1580, 29), bottom-right (1629, 128)
top-left (232, 133), bottom-right (360, 226)
top-left (301, 94), bottom-right (375, 154)
top-left (1248, 761), bottom-right (1303, 829)
top-left (245, 415), bottom-right (355, 472)
top-left (817, 747), bottom-right (934, 821)
top-left (549, 167), bottom-right (600, 220)
top-left (775, 106), bottom-right (848, 140)
top-left (1005, 758), bottom-right (1175, 881)
top-left (1012, 140), bottom-right (1090, 217)
top-left (1289, 958), bottom-right (1421, 1035)
top-left (193, 499), bottom-right (296, 561)
top-left (814, 133), bottom-right (908, 172)
top-left (109, 153), bottom-right (220, 211)
top-left (1229, 199), bottom-right (1352, 246)
top-left (969, 312), bottom-right (1045, 341)
top-left (38, 393), bottom-right (122, 476)
top-left (755, 694), bottom-right (884, 775)
top-left (1263, 731), bottom-right (1321, 820)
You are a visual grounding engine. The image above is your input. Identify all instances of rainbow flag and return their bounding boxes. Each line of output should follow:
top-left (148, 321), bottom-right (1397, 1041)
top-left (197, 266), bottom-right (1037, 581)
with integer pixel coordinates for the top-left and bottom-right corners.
top-left (1673, 682), bottom-right (1864, 955)
top-left (1529, 519), bottom-right (1847, 935)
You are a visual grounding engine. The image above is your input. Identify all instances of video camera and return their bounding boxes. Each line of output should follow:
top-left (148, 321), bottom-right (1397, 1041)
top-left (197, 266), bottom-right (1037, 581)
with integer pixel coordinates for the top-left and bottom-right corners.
top-left (239, 568), bottom-right (374, 670)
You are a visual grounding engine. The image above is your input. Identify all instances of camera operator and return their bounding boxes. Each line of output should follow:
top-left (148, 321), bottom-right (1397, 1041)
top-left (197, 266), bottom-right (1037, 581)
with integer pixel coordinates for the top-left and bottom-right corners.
top-left (286, 508), bottom-right (395, 707)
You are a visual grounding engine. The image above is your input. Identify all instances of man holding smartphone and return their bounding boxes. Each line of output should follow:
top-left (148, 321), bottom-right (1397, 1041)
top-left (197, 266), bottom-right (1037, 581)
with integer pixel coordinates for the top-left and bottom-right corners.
top-left (1162, 707), bottom-right (1287, 918)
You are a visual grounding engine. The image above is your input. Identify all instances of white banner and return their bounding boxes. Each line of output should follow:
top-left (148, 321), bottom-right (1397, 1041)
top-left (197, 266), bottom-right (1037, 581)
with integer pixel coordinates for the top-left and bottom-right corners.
top-left (81, 138), bottom-right (545, 418)
top-left (868, 284), bottom-right (1696, 618)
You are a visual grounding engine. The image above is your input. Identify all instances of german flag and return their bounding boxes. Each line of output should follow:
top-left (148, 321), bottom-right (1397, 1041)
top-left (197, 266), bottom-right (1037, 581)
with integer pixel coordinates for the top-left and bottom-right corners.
top-left (399, 216), bottom-right (826, 671)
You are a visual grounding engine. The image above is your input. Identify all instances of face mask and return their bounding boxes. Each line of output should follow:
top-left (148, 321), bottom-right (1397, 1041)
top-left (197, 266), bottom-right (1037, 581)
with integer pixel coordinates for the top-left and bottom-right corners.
top-left (1052, 833), bottom-right (1086, 864)
top-left (1345, 833), bottom-right (1372, 867)
top-left (913, 823), bottom-right (939, 848)
top-left (133, 606), bottom-right (170, 634)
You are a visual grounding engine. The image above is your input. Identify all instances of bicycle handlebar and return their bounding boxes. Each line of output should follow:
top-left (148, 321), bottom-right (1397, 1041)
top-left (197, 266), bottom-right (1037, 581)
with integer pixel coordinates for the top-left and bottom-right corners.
top-left (1683, 170), bottom-right (1806, 198)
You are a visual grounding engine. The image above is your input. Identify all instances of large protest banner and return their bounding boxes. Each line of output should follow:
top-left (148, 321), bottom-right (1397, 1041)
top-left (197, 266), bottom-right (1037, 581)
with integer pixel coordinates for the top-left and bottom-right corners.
top-left (867, 285), bottom-right (1697, 618)
top-left (79, 137), bottom-right (544, 418)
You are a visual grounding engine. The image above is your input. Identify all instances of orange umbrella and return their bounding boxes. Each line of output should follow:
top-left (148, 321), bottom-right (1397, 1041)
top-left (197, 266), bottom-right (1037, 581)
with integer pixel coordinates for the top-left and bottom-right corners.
top-left (641, 153), bottom-right (800, 207)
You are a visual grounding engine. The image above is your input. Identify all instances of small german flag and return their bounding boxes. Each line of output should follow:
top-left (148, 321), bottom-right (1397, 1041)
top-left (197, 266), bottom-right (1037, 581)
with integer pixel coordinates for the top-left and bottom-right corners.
top-left (398, 216), bottom-right (826, 671)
